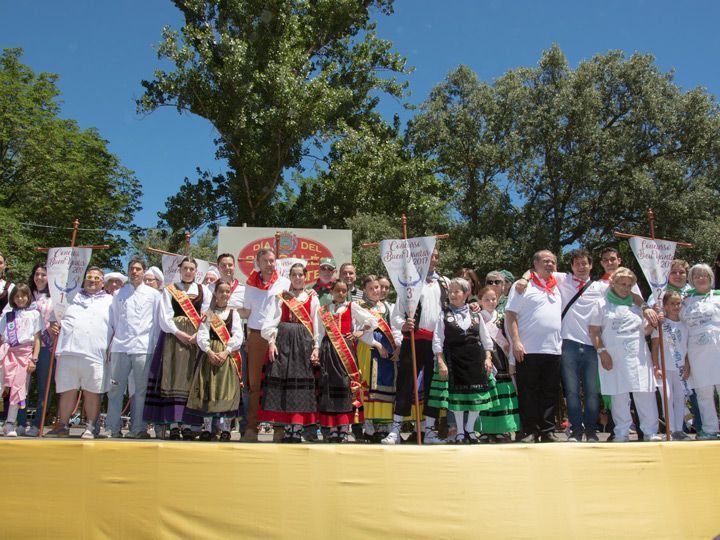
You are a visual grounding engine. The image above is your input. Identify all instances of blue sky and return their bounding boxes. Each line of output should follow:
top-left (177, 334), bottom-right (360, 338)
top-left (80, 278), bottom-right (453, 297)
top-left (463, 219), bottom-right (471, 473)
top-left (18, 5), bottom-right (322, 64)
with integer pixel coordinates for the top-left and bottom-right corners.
top-left (3, 1), bottom-right (720, 230)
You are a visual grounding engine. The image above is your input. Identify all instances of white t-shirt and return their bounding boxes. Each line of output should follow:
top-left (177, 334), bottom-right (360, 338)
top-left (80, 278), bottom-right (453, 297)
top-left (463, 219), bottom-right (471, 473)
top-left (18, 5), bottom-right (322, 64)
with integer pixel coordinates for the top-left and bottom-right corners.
top-left (505, 278), bottom-right (562, 355)
top-left (651, 319), bottom-right (688, 372)
top-left (56, 291), bottom-right (114, 364)
top-left (0, 309), bottom-right (42, 345)
top-left (555, 272), bottom-right (605, 346)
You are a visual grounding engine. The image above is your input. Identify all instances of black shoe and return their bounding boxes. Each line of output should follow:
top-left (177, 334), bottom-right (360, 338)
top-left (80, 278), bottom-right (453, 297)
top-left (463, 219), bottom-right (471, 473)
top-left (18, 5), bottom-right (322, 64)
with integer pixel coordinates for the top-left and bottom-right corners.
top-left (181, 428), bottom-right (197, 441)
top-left (518, 432), bottom-right (537, 443)
top-left (402, 431), bottom-right (424, 444)
top-left (168, 427), bottom-right (181, 440)
top-left (465, 431), bottom-right (480, 445)
top-left (199, 430), bottom-right (212, 441)
top-left (539, 432), bottom-right (560, 443)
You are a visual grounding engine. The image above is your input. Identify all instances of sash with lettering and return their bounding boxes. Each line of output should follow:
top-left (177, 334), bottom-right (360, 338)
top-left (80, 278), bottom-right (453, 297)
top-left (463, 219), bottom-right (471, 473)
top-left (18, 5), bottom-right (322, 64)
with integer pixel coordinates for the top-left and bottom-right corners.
top-left (319, 306), bottom-right (363, 409)
top-left (167, 284), bottom-right (202, 329)
top-left (278, 291), bottom-right (314, 337)
top-left (208, 312), bottom-right (244, 385)
top-left (358, 301), bottom-right (397, 353)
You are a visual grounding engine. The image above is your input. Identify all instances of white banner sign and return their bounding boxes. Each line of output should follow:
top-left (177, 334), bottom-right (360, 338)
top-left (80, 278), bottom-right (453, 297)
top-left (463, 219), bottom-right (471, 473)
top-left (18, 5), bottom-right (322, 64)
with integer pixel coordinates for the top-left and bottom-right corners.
top-left (217, 226), bottom-right (352, 285)
top-left (46, 247), bottom-right (92, 320)
top-left (629, 237), bottom-right (677, 303)
top-left (162, 255), bottom-right (212, 286)
top-left (274, 257), bottom-right (307, 279)
top-left (380, 236), bottom-right (436, 319)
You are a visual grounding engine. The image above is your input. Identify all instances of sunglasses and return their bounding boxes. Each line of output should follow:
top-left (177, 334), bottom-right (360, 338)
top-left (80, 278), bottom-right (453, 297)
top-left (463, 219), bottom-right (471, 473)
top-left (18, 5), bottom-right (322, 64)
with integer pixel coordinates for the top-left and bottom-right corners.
top-left (319, 266), bottom-right (335, 271)
top-left (486, 280), bottom-right (504, 285)
top-left (85, 275), bottom-right (103, 282)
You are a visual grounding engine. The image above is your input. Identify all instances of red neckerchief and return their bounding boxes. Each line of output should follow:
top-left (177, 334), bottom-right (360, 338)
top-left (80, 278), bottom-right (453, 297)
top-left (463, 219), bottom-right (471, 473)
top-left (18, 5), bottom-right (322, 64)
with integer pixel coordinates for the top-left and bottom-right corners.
top-left (230, 279), bottom-right (239, 293)
top-left (600, 273), bottom-right (611, 282)
top-left (530, 272), bottom-right (557, 296)
top-left (314, 280), bottom-right (334, 294)
top-left (572, 275), bottom-right (589, 291)
top-left (246, 270), bottom-right (278, 290)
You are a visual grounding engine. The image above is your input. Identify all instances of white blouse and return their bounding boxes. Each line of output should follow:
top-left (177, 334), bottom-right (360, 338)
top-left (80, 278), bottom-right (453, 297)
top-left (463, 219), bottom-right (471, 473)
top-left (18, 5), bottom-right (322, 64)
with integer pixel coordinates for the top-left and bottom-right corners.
top-left (432, 306), bottom-right (494, 355)
top-left (197, 308), bottom-right (244, 353)
top-left (260, 290), bottom-right (320, 344)
top-left (315, 301), bottom-right (378, 348)
top-left (158, 282), bottom-right (211, 335)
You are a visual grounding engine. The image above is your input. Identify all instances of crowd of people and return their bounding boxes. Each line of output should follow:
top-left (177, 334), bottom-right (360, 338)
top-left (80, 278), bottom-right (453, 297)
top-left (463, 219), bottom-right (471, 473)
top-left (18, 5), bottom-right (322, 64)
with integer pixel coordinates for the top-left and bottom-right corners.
top-left (0, 245), bottom-right (719, 444)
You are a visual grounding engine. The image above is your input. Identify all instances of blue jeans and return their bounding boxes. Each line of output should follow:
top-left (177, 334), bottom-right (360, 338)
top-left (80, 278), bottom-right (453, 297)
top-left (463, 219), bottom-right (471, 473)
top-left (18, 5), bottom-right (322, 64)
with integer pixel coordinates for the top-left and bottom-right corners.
top-left (561, 339), bottom-right (600, 434)
top-left (106, 352), bottom-right (152, 434)
top-left (32, 346), bottom-right (54, 428)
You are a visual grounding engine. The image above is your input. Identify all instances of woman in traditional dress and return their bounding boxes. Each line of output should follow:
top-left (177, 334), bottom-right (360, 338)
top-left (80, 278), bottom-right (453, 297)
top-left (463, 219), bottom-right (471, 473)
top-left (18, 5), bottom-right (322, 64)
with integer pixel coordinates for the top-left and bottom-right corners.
top-left (144, 257), bottom-right (210, 440)
top-left (356, 275), bottom-right (397, 442)
top-left (428, 278), bottom-right (496, 444)
top-left (475, 286), bottom-right (519, 442)
top-left (316, 280), bottom-right (377, 443)
top-left (258, 262), bottom-right (320, 443)
top-left (186, 281), bottom-right (244, 441)
top-left (588, 268), bottom-right (661, 442)
top-left (680, 263), bottom-right (720, 440)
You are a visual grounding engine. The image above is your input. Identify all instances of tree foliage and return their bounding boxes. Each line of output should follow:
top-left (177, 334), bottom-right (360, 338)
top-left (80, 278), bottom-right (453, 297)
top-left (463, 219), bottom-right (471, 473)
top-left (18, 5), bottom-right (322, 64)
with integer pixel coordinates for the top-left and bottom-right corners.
top-left (0, 48), bottom-right (142, 280)
top-left (408, 45), bottom-right (720, 274)
top-left (140, 0), bottom-right (409, 228)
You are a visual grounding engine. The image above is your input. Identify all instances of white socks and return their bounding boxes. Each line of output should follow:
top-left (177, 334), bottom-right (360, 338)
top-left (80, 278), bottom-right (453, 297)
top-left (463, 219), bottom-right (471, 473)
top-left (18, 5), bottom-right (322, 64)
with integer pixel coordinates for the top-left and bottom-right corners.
top-left (465, 411), bottom-right (479, 433)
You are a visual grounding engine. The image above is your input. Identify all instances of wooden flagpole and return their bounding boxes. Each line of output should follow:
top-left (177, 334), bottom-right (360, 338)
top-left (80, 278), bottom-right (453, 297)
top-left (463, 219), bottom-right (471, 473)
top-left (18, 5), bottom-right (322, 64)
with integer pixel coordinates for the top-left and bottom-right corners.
top-left (37, 219), bottom-right (110, 436)
top-left (361, 214), bottom-right (448, 445)
top-left (614, 208), bottom-right (692, 441)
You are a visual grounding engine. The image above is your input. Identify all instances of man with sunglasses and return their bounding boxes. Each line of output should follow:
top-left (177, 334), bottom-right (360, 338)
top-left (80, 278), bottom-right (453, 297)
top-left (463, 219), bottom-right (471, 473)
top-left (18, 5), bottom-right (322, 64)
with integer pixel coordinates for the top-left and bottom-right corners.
top-left (485, 271), bottom-right (509, 315)
top-left (47, 267), bottom-right (114, 438)
top-left (312, 257), bottom-right (337, 307)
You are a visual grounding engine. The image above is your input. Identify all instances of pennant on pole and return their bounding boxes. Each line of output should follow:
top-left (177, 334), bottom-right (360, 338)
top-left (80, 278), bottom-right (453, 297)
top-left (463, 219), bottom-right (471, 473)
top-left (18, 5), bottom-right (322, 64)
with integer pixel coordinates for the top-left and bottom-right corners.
top-left (629, 237), bottom-right (677, 304)
top-left (46, 247), bottom-right (92, 320)
top-left (380, 236), bottom-right (436, 318)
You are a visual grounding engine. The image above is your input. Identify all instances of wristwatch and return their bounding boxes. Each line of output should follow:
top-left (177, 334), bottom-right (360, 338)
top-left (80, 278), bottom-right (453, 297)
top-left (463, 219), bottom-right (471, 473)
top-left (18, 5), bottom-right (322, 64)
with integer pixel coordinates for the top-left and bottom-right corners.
top-left (597, 347), bottom-right (607, 353)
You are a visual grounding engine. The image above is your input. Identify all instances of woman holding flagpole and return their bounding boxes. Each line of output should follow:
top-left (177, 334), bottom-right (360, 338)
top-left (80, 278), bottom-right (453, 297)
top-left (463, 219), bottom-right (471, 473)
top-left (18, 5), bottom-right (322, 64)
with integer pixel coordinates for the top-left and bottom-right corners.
top-left (144, 257), bottom-right (210, 440)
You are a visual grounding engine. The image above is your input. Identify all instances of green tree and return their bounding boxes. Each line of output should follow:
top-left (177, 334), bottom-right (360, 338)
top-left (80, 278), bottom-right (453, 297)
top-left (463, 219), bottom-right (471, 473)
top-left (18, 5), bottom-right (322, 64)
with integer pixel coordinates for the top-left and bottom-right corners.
top-left (139, 0), bottom-right (409, 229)
top-left (407, 46), bottom-right (720, 274)
top-left (0, 48), bottom-right (142, 278)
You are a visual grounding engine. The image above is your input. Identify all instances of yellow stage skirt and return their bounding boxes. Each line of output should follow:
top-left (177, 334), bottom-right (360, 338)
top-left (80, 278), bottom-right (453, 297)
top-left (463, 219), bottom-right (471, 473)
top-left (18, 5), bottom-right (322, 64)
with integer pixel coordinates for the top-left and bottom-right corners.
top-left (2, 440), bottom-right (718, 539)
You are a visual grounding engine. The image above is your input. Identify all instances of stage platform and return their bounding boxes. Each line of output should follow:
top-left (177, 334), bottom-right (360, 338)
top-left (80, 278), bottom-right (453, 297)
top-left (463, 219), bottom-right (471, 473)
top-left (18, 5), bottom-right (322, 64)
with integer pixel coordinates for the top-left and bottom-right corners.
top-left (2, 439), bottom-right (718, 539)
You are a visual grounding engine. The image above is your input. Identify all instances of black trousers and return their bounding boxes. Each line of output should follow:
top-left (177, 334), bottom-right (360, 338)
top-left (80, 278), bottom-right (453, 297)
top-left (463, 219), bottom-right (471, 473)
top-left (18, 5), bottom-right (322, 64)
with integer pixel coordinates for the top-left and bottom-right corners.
top-left (516, 353), bottom-right (561, 436)
top-left (394, 338), bottom-right (435, 418)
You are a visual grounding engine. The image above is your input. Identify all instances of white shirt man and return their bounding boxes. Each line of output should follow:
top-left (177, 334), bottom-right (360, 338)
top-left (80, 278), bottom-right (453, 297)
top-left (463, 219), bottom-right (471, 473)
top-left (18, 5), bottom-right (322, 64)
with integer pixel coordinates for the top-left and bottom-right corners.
top-left (505, 249), bottom-right (563, 443)
top-left (105, 259), bottom-right (161, 439)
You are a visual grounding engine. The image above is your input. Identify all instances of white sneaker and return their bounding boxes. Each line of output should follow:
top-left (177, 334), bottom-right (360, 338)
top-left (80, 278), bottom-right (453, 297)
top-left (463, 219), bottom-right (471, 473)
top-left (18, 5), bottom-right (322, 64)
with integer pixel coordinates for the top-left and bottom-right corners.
top-left (424, 430), bottom-right (446, 445)
top-left (381, 432), bottom-right (400, 445)
top-left (25, 425), bottom-right (39, 437)
top-left (4, 423), bottom-right (17, 437)
top-left (646, 433), bottom-right (663, 442)
top-left (81, 429), bottom-right (95, 440)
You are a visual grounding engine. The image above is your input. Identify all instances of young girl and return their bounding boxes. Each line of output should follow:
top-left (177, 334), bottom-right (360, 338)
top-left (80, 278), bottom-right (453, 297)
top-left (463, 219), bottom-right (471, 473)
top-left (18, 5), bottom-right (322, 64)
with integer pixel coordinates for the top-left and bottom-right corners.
top-left (429, 278), bottom-right (496, 444)
top-left (588, 268), bottom-right (661, 442)
top-left (186, 281), bottom-right (244, 441)
top-left (651, 290), bottom-right (691, 440)
top-left (356, 275), bottom-right (397, 442)
top-left (475, 286), bottom-right (520, 443)
top-left (0, 285), bottom-right (42, 437)
top-left (258, 263), bottom-right (320, 443)
top-left (316, 280), bottom-right (377, 443)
